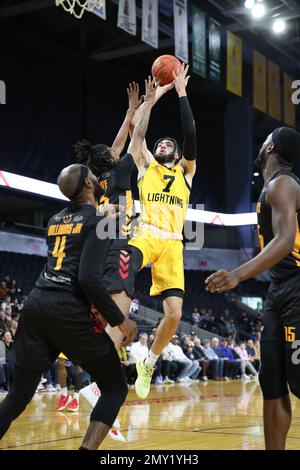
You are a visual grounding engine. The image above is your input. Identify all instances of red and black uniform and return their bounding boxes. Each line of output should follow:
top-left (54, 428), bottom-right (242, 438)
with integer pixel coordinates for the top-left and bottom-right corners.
top-left (99, 153), bottom-right (136, 297)
top-left (0, 203), bottom-right (128, 439)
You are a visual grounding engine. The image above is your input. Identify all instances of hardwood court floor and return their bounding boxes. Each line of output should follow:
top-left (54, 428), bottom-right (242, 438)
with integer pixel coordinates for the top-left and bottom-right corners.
top-left (1, 380), bottom-right (300, 450)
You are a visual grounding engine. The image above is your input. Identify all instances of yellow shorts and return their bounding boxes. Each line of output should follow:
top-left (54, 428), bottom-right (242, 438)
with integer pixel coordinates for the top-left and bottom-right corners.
top-left (129, 229), bottom-right (184, 296)
top-left (58, 353), bottom-right (68, 360)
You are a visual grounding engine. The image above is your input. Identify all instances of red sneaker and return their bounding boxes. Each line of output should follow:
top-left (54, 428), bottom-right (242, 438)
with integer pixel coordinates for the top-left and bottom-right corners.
top-left (56, 394), bottom-right (72, 411)
top-left (66, 398), bottom-right (79, 412)
top-left (109, 428), bottom-right (126, 443)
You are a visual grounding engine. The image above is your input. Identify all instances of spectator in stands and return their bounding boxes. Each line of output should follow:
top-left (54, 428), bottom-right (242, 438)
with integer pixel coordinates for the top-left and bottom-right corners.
top-left (220, 338), bottom-right (240, 379)
top-left (130, 298), bottom-right (139, 315)
top-left (248, 326), bottom-right (258, 342)
top-left (226, 319), bottom-right (237, 338)
top-left (1, 331), bottom-right (14, 389)
top-left (246, 339), bottom-right (261, 371)
top-left (254, 339), bottom-right (261, 363)
top-left (239, 312), bottom-right (250, 331)
top-left (0, 337), bottom-right (6, 393)
top-left (202, 339), bottom-right (224, 380)
top-left (181, 335), bottom-right (192, 351)
top-left (184, 343), bottom-right (201, 380)
top-left (234, 341), bottom-right (258, 378)
top-left (192, 308), bottom-right (201, 326)
top-left (211, 337), bottom-right (230, 380)
top-left (164, 335), bottom-right (199, 383)
top-left (193, 338), bottom-right (209, 381)
top-left (0, 311), bottom-right (8, 336)
top-left (8, 279), bottom-right (17, 298)
top-left (0, 282), bottom-right (7, 300)
top-left (129, 333), bottom-right (149, 365)
top-left (119, 346), bottom-right (136, 385)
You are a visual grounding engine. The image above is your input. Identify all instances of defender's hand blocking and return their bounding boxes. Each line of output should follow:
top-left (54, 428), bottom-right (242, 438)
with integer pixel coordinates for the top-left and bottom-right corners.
top-left (127, 82), bottom-right (143, 112)
top-left (172, 63), bottom-right (190, 96)
top-left (144, 76), bottom-right (157, 107)
top-left (205, 270), bottom-right (240, 293)
top-left (118, 318), bottom-right (138, 347)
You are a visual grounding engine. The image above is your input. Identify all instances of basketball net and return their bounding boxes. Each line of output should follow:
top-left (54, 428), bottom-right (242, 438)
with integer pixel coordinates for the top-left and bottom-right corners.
top-left (55, 0), bottom-right (104, 19)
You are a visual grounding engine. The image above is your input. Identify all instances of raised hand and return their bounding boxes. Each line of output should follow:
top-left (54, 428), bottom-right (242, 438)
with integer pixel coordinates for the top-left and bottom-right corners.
top-left (127, 82), bottom-right (143, 112)
top-left (172, 62), bottom-right (190, 97)
top-left (144, 76), bottom-right (157, 107)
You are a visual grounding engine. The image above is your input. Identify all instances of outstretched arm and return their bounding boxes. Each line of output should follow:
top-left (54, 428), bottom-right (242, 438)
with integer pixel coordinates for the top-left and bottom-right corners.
top-left (128, 77), bottom-right (156, 170)
top-left (111, 82), bottom-right (143, 160)
top-left (205, 176), bottom-right (299, 292)
top-left (130, 81), bottom-right (175, 166)
top-left (173, 64), bottom-right (197, 185)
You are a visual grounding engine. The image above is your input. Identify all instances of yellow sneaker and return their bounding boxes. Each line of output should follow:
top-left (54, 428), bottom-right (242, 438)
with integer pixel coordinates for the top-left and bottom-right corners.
top-left (135, 361), bottom-right (154, 399)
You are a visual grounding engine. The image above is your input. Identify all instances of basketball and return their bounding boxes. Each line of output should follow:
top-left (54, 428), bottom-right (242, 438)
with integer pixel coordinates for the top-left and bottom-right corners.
top-left (151, 54), bottom-right (181, 86)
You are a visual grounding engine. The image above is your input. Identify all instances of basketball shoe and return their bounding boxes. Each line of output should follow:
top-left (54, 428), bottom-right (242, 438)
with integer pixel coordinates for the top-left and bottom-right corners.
top-left (135, 360), bottom-right (154, 399)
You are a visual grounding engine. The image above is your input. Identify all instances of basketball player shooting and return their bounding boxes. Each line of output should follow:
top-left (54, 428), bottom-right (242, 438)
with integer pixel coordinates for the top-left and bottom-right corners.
top-left (128, 62), bottom-right (197, 399)
top-left (74, 82), bottom-right (143, 350)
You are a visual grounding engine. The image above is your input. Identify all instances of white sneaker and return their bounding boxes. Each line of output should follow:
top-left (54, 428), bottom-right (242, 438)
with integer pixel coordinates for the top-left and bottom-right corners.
top-left (36, 383), bottom-right (45, 392)
top-left (46, 384), bottom-right (57, 392)
top-left (176, 377), bottom-right (188, 383)
top-left (242, 374), bottom-right (250, 380)
top-left (163, 377), bottom-right (175, 384)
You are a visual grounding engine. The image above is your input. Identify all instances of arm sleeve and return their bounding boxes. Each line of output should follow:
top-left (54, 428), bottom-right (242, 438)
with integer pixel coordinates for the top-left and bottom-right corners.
top-left (113, 153), bottom-right (136, 189)
top-left (180, 96), bottom-right (197, 161)
top-left (78, 224), bottom-right (125, 327)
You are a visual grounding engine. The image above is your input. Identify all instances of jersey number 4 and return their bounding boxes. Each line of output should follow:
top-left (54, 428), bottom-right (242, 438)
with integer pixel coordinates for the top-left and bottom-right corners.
top-left (53, 236), bottom-right (67, 271)
top-left (162, 175), bottom-right (175, 193)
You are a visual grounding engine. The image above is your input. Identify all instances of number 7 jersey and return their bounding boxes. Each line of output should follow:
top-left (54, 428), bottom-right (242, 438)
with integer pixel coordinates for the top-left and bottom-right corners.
top-left (137, 160), bottom-right (191, 236)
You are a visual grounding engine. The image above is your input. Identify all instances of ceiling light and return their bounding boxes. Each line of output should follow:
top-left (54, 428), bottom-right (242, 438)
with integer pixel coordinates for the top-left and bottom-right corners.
top-left (244, 0), bottom-right (255, 9)
top-left (253, 172), bottom-right (259, 177)
top-left (251, 2), bottom-right (266, 18)
top-left (272, 18), bottom-right (286, 34)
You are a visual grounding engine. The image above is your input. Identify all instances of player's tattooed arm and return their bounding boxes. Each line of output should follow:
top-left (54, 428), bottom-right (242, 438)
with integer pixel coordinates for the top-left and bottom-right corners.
top-left (130, 79), bottom-right (174, 168)
top-left (111, 82), bottom-right (143, 161)
top-left (128, 77), bottom-right (156, 171)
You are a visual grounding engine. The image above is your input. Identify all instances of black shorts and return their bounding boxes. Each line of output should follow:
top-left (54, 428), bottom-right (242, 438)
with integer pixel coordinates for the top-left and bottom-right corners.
top-left (103, 247), bottom-right (135, 297)
top-left (260, 273), bottom-right (300, 400)
top-left (13, 288), bottom-right (115, 372)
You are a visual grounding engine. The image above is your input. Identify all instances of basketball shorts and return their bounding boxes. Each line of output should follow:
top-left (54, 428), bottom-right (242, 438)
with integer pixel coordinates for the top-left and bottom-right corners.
top-left (103, 247), bottom-right (135, 297)
top-left (259, 273), bottom-right (300, 400)
top-left (13, 288), bottom-right (114, 373)
top-left (129, 230), bottom-right (184, 297)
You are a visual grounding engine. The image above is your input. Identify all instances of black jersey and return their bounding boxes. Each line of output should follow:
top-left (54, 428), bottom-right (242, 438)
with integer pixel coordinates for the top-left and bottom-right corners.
top-left (36, 203), bottom-right (97, 294)
top-left (36, 203), bottom-right (96, 291)
top-left (36, 202), bottom-right (124, 326)
top-left (257, 169), bottom-right (300, 282)
top-left (99, 153), bottom-right (136, 248)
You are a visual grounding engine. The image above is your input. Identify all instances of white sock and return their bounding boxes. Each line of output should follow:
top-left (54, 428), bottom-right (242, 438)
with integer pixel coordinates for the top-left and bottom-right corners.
top-left (144, 350), bottom-right (159, 369)
top-left (73, 392), bottom-right (79, 401)
top-left (61, 387), bottom-right (68, 396)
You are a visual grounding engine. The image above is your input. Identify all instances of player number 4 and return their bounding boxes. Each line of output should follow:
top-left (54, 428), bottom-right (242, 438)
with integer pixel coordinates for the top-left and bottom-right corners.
top-left (53, 235), bottom-right (67, 270)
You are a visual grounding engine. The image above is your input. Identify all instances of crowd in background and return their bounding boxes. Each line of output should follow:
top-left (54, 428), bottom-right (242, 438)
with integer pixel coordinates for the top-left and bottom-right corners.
top-left (0, 273), bottom-right (262, 394)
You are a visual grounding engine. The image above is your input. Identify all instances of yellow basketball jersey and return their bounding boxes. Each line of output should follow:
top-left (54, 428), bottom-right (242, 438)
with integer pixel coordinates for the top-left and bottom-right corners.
top-left (137, 160), bottom-right (190, 234)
